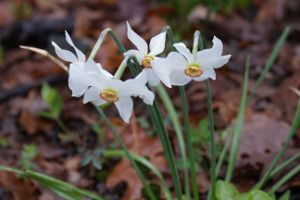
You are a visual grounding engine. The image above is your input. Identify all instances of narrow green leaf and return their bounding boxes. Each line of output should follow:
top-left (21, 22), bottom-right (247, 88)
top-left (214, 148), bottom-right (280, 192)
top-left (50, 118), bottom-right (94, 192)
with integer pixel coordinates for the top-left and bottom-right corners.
top-left (253, 27), bottom-right (290, 95)
top-left (226, 56), bottom-right (250, 181)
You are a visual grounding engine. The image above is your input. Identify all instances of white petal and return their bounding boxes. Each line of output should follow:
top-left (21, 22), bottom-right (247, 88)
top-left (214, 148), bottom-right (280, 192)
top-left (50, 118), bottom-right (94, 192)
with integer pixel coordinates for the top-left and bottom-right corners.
top-left (52, 42), bottom-right (77, 63)
top-left (146, 69), bottom-right (161, 86)
top-left (124, 70), bottom-right (147, 85)
top-left (124, 49), bottom-right (144, 64)
top-left (127, 22), bottom-right (148, 53)
top-left (173, 43), bottom-right (194, 63)
top-left (162, 51), bottom-right (188, 75)
top-left (65, 31), bottom-right (86, 62)
top-left (151, 58), bottom-right (172, 88)
top-left (149, 31), bottom-right (166, 56)
top-left (84, 58), bottom-right (102, 74)
top-left (83, 87), bottom-right (106, 105)
top-left (114, 97), bottom-right (133, 123)
top-left (156, 52), bottom-right (189, 86)
top-left (169, 69), bottom-right (191, 86)
top-left (68, 63), bottom-right (91, 96)
top-left (196, 36), bottom-right (223, 63)
top-left (193, 68), bottom-right (216, 81)
top-left (121, 71), bottom-right (155, 104)
top-left (202, 55), bottom-right (231, 69)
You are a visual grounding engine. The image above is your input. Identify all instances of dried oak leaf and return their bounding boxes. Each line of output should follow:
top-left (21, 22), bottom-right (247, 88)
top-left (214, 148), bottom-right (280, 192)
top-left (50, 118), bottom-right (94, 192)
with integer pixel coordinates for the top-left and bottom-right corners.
top-left (106, 119), bottom-right (166, 200)
top-left (237, 114), bottom-right (290, 169)
top-left (0, 170), bottom-right (37, 200)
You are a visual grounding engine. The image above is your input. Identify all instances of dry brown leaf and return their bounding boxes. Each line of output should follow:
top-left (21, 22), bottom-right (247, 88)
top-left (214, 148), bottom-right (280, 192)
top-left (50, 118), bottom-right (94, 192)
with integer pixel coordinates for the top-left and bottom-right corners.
top-left (237, 114), bottom-right (290, 169)
top-left (106, 120), bottom-right (166, 200)
top-left (0, 170), bottom-right (37, 200)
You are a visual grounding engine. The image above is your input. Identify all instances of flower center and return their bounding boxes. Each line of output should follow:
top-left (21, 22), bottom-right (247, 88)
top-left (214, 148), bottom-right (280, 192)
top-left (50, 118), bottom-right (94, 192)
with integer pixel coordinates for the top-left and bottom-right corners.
top-left (141, 55), bottom-right (154, 68)
top-left (100, 88), bottom-right (119, 103)
top-left (184, 63), bottom-right (203, 77)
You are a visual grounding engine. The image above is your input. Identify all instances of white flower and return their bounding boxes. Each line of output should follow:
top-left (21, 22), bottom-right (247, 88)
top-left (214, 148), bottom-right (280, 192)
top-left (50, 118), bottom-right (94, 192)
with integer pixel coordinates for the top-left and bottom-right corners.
top-left (52, 31), bottom-right (85, 63)
top-left (154, 36), bottom-right (231, 87)
top-left (70, 59), bottom-right (155, 123)
top-left (124, 22), bottom-right (169, 87)
top-left (52, 31), bottom-right (91, 97)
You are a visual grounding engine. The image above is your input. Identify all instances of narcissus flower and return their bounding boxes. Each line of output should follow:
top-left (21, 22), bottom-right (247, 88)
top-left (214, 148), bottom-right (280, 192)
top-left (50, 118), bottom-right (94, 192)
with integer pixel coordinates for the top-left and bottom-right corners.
top-left (154, 36), bottom-right (231, 87)
top-left (70, 59), bottom-right (155, 123)
top-left (52, 31), bottom-right (91, 97)
top-left (124, 22), bottom-right (169, 87)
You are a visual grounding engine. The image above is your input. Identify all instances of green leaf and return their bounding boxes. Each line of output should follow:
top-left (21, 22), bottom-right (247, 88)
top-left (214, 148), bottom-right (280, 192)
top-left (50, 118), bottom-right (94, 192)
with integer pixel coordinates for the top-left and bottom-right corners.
top-left (253, 27), bottom-right (290, 94)
top-left (279, 191), bottom-right (290, 200)
top-left (20, 144), bottom-right (38, 170)
top-left (39, 111), bottom-right (56, 120)
top-left (0, 165), bottom-right (103, 200)
top-left (81, 155), bottom-right (93, 167)
top-left (247, 190), bottom-right (274, 200)
top-left (41, 83), bottom-right (62, 119)
top-left (216, 180), bottom-right (239, 200)
top-left (92, 159), bottom-right (102, 170)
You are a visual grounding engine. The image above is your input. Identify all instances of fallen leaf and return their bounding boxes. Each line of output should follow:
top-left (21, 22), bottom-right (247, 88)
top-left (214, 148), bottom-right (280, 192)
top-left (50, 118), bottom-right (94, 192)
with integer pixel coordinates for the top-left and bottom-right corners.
top-left (237, 114), bottom-right (290, 169)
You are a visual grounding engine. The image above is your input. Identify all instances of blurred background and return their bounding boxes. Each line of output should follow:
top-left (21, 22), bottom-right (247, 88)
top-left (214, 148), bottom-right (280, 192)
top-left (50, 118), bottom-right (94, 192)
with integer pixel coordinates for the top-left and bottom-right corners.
top-left (0, 0), bottom-right (299, 199)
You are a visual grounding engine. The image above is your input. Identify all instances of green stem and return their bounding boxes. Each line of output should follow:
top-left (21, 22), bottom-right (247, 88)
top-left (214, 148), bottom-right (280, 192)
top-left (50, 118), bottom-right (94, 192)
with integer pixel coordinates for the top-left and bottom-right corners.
top-left (91, 27), bottom-right (182, 199)
top-left (89, 28), bottom-right (139, 76)
top-left (103, 149), bottom-right (172, 200)
top-left (94, 106), bottom-right (157, 200)
top-left (149, 101), bottom-right (183, 199)
top-left (215, 129), bottom-right (232, 176)
top-left (269, 151), bottom-right (300, 177)
top-left (269, 164), bottom-right (300, 194)
top-left (225, 56), bottom-right (250, 182)
top-left (56, 118), bottom-right (71, 134)
top-left (179, 86), bottom-right (199, 200)
top-left (162, 26), bottom-right (191, 200)
top-left (205, 80), bottom-right (217, 200)
top-left (254, 99), bottom-right (300, 190)
top-left (114, 56), bottom-right (129, 79)
top-left (156, 85), bottom-right (190, 199)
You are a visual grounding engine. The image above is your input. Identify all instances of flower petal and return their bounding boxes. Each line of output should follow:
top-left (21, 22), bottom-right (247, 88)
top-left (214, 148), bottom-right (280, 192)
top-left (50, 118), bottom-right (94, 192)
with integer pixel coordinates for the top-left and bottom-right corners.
top-left (149, 31), bottom-right (166, 56)
top-left (169, 69), bottom-right (191, 86)
top-left (83, 86), bottom-right (106, 105)
top-left (151, 58), bottom-right (172, 88)
top-left (65, 31), bottom-right (86, 62)
top-left (114, 97), bottom-right (133, 123)
top-left (127, 22), bottom-right (148, 53)
top-left (52, 41), bottom-right (77, 63)
top-left (193, 68), bottom-right (216, 81)
top-left (120, 71), bottom-right (155, 104)
top-left (196, 36), bottom-right (223, 63)
top-left (124, 49), bottom-right (144, 64)
top-left (173, 43), bottom-right (194, 63)
top-left (202, 55), bottom-right (231, 69)
top-left (158, 52), bottom-right (190, 86)
top-left (68, 63), bottom-right (91, 96)
top-left (145, 69), bottom-right (161, 86)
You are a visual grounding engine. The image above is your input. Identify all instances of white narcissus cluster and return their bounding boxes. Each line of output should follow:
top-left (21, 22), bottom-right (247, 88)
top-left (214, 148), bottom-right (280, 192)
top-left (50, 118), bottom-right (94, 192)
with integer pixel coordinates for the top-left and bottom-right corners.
top-left (52, 23), bottom-right (231, 123)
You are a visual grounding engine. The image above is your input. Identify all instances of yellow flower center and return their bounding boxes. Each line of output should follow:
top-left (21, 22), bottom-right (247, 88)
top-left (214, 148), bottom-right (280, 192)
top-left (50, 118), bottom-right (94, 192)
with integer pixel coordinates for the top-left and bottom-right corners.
top-left (141, 55), bottom-right (154, 68)
top-left (184, 63), bottom-right (203, 77)
top-left (100, 88), bottom-right (119, 103)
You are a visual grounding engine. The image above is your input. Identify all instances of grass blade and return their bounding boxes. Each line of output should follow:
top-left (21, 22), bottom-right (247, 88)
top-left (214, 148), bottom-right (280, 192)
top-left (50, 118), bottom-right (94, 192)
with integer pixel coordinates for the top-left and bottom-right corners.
top-left (254, 99), bottom-right (300, 190)
top-left (252, 27), bottom-right (290, 96)
top-left (156, 84), bottom-right (190, 199)
top-left (95, 106), bottom-right (157, 200)
top-left (225, 56), bottom-right (250, 182)
top-left (103, 149), bottom-right (172, 200)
